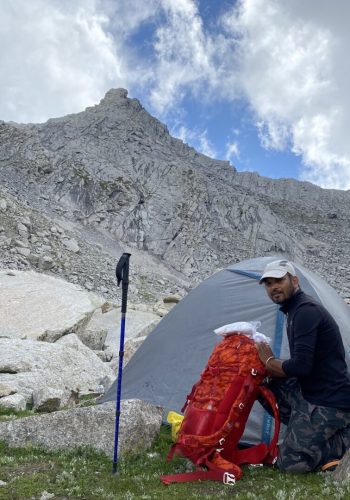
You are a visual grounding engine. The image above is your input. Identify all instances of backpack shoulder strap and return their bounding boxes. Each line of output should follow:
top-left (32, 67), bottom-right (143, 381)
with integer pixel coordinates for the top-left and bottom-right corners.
top-left (232, 385), bottom-right (280, 465)
top-left (258, 385), bottom-right (280, 461)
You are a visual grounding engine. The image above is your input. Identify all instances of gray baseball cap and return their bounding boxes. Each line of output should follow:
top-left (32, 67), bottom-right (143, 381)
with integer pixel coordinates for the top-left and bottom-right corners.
top-left (259, 259), bottom-right (296, 284)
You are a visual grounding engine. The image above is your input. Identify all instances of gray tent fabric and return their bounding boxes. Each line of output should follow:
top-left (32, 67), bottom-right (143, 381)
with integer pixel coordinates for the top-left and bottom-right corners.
top-left (101, 256), bottom-right (350, 445)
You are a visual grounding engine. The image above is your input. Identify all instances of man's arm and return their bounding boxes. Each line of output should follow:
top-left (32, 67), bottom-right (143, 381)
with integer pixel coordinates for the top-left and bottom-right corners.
top-left (256, 304), bottom-right (320, 378)
top-left (255, 341), bottom-right (287, 377)
top-left (282, 304), bottom-right (319, 377)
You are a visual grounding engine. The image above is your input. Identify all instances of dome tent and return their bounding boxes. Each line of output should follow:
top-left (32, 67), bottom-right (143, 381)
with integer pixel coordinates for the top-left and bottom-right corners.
top-left (101, 256), bottom-right (350, 445)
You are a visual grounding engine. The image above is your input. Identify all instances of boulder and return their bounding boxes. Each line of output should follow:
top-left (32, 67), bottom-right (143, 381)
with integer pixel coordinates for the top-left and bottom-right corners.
top-left (0, 270), bottom-right (104, 341)
top-left (33, 387), bottom-right (65, 413)
top-left (0, 393), bottom-right (26, 411)
top-left (0, 335), bottom-right (114, 410)
top-left (124, 336), bottom-right (147, 364)
top-left (62, 238), bottom-right (80, 253)
top-left (75, 327), bottom-right (108, 350)
top-left (0, 383), bottom-right (16, 397)
top-left (153, 298), bottom-right (178, 317)
top-left (94, 349), bottom-right (113, 362)
top-left (333, 449), bottom-right (350, 482)
top-left (86, 307), bottom-right (160, 357)
top-left (163, 295), bottom-right (181, 304)
top-left (0, 400), bottom-right (162, 457)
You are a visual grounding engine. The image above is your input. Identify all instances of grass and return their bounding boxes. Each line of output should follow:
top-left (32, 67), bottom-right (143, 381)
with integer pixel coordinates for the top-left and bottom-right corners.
top-left (0, 407), bottom-right (35, 421)
top-left (0, 423), bottom-right (349, 499)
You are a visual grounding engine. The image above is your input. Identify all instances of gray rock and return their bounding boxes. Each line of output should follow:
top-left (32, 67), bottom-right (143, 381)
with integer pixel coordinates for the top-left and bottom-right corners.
top-left (38, 256), bottom-right (54, 270)
top-left (333, 449), bottom-right (350, 482)
top-left (17, 222), bottom-right (28, 234)
top-left (0, 270), bottom-right (104, 341)
top-left (19, 216), bottom-right (31, 228)
top-left (0, 335), bottom-right (114, 409)
top-left (94, 349), bottom-right (113, 362)
top-left (0, 382), bottom-right (17, 397)
top-left (124, 336), bottom-right (146, 364)
top-left (63, 238), bottom-right (80, 253)
top-left (15, 247), bottom-right (30, 257)
top-left (153, 300), bottom-right (176, 317)
top-left (0, 393), bottom-right (26, 411)
top-left (33, 387), bottom-right (65, 412)
top-left (86, 307), bottom-right (160, 358)
top-left (0, 400), bottom-right (162, 457)
top-left (0, 236), bottom-right (10, 247)
top-left (39, 492), bottom-right (54, 500)
top-left (75, 327), bottom-right (108, 350)
top-left (163, 295), bottom-right (181, 304)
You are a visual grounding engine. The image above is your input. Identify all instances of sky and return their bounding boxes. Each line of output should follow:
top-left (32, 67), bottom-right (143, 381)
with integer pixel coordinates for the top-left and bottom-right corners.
top-left (1, 0), bottom-right (350, 190)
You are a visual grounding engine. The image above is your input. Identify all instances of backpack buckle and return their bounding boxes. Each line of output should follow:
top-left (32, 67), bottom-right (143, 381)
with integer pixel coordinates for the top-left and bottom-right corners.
top-left (216, 437), bottom-right (225, 452)
top-left (238, 402), bottom-right (244, 410)
top-left (223, 472), bottom-right (236, 485)
top-left (251, 368), bottom-right (257, 376)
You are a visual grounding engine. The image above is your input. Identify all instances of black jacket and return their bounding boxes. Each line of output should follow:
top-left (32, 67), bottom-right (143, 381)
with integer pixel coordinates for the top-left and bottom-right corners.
top-left (280, 290), bottom-right (350, 410)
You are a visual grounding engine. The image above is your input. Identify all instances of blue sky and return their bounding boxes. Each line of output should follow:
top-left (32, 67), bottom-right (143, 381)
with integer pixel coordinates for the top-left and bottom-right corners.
top-left (1, 0), bottom-right (349, 189)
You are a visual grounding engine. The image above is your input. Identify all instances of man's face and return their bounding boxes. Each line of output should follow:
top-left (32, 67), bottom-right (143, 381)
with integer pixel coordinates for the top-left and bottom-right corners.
top-left (263, 274), bottom-right (299, 304)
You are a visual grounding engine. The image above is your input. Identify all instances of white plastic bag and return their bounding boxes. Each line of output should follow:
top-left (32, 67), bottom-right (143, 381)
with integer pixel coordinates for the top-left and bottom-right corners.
top-left (214, 320), bottom-right (271, 344)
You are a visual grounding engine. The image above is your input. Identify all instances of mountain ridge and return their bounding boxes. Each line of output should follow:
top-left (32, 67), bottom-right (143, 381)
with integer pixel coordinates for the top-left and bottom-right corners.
top-left (1, 88), bottom-right (349, 301)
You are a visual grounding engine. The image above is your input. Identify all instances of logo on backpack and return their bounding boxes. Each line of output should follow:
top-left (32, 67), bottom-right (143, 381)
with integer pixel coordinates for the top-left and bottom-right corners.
top-left (223, 472), bottom-right (236, 485)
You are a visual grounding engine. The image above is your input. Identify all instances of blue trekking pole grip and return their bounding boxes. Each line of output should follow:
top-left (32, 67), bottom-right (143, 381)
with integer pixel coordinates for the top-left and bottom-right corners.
top-left (112, 252), bottom-right (131, 474)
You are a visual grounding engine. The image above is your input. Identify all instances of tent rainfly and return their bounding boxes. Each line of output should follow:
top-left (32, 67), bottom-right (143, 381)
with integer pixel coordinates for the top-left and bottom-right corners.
top-left (101, 256), bottom-right (350, 445)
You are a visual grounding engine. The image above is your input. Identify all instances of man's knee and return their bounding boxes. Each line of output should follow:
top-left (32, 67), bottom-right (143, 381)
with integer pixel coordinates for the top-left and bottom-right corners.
top-left (277, 437), bottom-right (321, 473)
top-left (277, 444), bottom-right (321, 473)
top-left (277, 456), bottom-right (314, 473)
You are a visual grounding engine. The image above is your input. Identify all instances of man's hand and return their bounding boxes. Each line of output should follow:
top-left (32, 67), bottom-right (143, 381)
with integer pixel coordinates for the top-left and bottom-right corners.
top-left (255, 341), bottom-right (275, 365)
top-left (255, 341), bottom-right (287, 378)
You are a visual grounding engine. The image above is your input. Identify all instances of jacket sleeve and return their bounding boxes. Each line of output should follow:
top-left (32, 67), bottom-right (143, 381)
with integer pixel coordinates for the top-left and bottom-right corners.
top-left (282, 304), bottom-right (321, 377)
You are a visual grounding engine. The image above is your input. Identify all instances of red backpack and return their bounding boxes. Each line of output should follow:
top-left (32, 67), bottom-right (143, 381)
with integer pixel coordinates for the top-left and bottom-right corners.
top-left (161, 333), bottom-right (280, 485)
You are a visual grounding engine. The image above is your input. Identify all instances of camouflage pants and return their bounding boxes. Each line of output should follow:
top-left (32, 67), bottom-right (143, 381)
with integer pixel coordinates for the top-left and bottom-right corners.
top-left (263, 378), bottom-right (350, 473)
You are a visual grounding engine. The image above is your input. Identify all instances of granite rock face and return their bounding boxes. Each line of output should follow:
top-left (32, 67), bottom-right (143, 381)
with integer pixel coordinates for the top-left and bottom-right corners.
top-left (0, 269), bottom-right (165, 412)
top-left (0, 334), bottom-right (114, 410)
top-left (0, 270), bottom-right (104, 341)
top-left (0, 88), bottom-right (350, 302)
top-left (333, 448), bottom-right (350, 482)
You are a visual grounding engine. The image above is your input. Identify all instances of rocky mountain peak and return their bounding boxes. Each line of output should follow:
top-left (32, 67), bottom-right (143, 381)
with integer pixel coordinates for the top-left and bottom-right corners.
top-left (100, 87), bottom-right (129, 103)
top-left (0, 88), bottom-right (350, 302)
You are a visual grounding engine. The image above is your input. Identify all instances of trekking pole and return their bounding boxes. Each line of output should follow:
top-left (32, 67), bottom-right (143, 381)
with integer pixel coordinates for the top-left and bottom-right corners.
top-left (112, 252), bottom-right (131, 474)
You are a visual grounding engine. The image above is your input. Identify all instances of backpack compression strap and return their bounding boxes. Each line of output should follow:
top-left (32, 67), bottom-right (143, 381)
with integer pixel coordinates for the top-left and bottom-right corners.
top-left (160, 452), bottom-right (242, 485)
top-left (161, 468), bottom-right (238, 486)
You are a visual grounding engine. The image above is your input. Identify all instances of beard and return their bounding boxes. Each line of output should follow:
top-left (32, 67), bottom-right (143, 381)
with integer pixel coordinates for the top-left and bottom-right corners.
top-left (269, 282), bottom-right (296, 304)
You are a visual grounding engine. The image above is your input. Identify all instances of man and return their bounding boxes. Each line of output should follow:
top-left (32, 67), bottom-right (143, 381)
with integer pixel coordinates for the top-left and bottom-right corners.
top-left (256, 259), bottom-right (350, 473)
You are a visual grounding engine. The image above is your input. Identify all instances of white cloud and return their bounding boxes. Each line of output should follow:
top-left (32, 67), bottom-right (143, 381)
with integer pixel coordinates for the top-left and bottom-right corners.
top-left (0, 0), bottom-right (129, 122)
top-left (148, 0), bottom-right (213, 113)
top-left (225, 141), bottom-right (240, 162)
top-left (146, 0), bottom-right (350, 189)
top-left (174, 125), bottom-right (216, 158)
top-left (221, 0), bottom-right (350, 189)
top-left (145, 1), bottom-right (242, 113)
top-left (198, 130), bottom-right (217, 158)
top-left (1, 0), bottom-right (350, 188)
